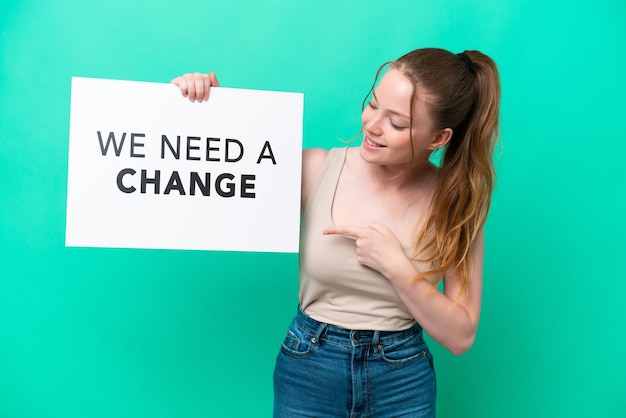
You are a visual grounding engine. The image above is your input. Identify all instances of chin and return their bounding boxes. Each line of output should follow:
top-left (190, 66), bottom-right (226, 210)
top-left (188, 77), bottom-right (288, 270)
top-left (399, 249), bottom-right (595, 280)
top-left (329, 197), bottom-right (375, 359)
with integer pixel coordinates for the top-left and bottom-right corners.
top-left (359, 143), bottom-right (382, 162)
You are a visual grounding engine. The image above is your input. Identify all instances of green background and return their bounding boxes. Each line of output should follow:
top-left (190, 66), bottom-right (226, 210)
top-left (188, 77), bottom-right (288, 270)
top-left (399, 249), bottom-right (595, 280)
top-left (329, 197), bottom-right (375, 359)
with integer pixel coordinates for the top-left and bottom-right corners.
top-left (1, 0), bottom-right (625, 417)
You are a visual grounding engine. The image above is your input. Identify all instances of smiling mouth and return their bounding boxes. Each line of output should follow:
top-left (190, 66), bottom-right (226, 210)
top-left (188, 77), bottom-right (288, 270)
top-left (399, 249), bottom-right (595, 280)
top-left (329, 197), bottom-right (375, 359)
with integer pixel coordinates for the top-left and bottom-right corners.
top-left (365, 136), bottom-right (386, 148)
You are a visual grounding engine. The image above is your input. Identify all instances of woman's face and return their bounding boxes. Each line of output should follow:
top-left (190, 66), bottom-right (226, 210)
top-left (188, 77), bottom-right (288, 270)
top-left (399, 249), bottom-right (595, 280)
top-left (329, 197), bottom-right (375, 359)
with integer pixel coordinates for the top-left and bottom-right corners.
top-left (360, 67), bottom-right (439, 169)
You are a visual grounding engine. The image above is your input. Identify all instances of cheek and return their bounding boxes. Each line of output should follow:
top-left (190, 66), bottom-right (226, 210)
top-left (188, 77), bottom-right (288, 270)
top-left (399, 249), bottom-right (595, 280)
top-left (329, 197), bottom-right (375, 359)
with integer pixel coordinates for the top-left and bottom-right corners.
top-left (388, 126), bottom-right (412, 144)
top-left (361, 107), bottom-right (372, 126)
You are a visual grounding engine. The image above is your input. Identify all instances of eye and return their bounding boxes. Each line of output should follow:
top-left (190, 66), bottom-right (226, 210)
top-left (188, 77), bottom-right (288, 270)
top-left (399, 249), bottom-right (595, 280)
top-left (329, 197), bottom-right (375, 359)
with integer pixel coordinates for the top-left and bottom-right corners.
top-left (367, 100), bottom-right (378, 110)
top-left (389, 120), bottom-right (407, 130)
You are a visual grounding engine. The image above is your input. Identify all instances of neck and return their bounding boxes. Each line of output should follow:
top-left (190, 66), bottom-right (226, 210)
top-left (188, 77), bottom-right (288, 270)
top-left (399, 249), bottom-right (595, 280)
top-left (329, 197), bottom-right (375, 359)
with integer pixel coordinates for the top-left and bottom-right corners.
top-left (363, 154), bottom-right (436, 192)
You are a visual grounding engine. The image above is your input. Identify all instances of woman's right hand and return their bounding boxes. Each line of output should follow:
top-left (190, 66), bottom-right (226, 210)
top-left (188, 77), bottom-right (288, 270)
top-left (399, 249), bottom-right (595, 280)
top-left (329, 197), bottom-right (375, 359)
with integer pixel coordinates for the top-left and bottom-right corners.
top-left (170, 72), bottom-right (220, 102)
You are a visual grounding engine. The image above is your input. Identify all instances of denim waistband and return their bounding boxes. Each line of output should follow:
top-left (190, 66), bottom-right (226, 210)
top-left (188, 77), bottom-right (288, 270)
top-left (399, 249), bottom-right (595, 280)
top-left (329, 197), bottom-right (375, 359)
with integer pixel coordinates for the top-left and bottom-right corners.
top-left (295, 306), bottom-right (424, 346)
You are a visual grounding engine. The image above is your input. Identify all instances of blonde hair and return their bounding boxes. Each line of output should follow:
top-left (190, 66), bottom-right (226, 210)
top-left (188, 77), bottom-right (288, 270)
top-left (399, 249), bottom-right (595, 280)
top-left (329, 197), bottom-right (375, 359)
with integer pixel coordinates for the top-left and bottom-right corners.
top-left (385, 48), bottom-right (501, 295)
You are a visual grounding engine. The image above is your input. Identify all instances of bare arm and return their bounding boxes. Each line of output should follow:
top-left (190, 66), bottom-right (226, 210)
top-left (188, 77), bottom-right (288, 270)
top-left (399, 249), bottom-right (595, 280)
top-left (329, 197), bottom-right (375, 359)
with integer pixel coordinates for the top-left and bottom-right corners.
top-left (301, 148), bottom-right (328, 206)
top-left (385, 228), bottom-right (484, 355)
top-left (323, 223), bottom-right (484, 355)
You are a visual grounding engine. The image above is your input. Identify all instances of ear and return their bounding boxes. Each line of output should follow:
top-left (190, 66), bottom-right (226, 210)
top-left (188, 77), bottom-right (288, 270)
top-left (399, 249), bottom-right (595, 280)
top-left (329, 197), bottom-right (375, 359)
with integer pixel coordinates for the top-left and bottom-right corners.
top-left (427, 128), bottom-right (453, 150)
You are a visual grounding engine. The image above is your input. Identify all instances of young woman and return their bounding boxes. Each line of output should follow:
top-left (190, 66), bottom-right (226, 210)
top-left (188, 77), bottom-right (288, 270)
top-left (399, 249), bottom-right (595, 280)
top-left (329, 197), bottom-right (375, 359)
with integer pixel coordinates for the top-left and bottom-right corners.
top-left (173, 47), bottom-right (501, 417)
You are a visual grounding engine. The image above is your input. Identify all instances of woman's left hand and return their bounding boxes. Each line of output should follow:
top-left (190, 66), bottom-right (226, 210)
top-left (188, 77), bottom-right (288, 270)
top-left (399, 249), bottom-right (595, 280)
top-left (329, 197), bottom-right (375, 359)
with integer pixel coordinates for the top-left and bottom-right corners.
top-left (323, 222), bottom-right (411, 277)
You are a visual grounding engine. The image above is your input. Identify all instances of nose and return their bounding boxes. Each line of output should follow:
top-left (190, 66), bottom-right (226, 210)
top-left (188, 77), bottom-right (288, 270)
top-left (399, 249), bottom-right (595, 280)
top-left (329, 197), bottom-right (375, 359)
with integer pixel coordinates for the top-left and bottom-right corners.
top-left (363, 111), bottom-right (383, 136)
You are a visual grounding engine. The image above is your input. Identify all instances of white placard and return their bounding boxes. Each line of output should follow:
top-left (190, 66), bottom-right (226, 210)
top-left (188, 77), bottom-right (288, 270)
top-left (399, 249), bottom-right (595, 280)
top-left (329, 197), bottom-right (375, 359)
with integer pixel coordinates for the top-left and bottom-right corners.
top-left (66, 77), bottom-right (303, 253)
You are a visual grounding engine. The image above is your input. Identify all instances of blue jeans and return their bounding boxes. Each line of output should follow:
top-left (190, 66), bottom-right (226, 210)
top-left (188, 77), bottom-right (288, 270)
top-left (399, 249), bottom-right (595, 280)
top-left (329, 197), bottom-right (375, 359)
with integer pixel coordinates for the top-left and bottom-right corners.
top-left (273, 308), bottom-right (436, 417)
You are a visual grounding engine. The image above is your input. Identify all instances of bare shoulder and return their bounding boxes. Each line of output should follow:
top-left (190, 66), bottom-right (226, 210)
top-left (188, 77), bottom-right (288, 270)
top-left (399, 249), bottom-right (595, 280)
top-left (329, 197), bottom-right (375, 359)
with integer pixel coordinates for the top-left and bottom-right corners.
top-left (303, 148), bottom-right (329, 168)
top-left (301, 148), bottom-right (329, 204)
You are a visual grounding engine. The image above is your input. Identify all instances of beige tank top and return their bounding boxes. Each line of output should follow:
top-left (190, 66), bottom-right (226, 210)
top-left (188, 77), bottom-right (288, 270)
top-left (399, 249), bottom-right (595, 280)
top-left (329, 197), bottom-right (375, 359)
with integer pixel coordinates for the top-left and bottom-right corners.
top-left (298, 147), bottom-right (419, 331)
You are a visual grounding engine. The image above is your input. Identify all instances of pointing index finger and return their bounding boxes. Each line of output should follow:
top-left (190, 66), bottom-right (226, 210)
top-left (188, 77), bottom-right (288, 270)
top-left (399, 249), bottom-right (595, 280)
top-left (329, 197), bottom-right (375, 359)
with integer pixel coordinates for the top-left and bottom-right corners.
top-left (322, 226), bottom-right (365, 240)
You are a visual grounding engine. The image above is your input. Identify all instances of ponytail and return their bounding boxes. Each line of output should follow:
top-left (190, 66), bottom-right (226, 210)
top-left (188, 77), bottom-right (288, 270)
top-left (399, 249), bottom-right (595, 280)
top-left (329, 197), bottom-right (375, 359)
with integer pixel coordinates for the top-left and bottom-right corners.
top-left (393, 48), bottom-right (501, 295)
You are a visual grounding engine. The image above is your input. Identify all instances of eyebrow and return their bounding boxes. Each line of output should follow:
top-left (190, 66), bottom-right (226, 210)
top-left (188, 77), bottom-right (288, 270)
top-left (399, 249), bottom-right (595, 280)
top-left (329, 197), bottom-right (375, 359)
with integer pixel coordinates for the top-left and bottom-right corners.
top-left (372, 91), bottom-right (411, 120)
